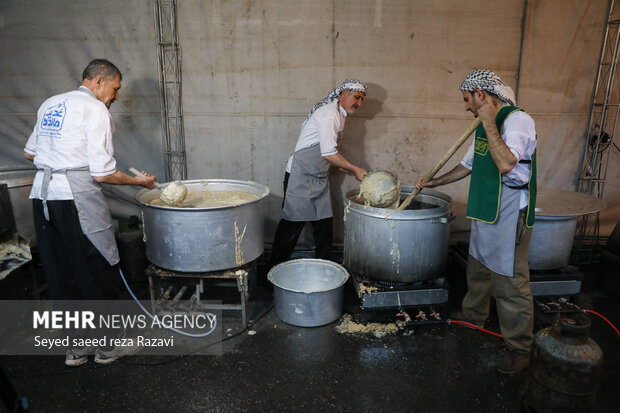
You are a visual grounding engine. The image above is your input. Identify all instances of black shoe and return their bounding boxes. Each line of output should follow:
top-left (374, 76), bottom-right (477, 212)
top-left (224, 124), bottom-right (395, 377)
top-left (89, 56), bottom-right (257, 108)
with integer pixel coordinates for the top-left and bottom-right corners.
top-left (497, 351), bottom-right (530, 375)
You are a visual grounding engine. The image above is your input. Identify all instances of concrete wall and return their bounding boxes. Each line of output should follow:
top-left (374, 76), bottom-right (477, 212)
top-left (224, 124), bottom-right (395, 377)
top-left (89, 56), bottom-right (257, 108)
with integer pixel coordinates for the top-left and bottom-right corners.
top-left (0, 0), bottom-right (616, 244)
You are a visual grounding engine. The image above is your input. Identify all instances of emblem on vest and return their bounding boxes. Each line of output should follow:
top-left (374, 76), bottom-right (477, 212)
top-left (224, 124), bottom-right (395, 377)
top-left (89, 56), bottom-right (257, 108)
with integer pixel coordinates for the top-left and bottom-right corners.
top-left (474, 135), bottom-right (489, 156)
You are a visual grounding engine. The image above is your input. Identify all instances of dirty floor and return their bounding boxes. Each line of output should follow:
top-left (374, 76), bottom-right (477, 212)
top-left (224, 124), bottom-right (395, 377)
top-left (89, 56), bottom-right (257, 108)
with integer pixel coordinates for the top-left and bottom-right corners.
top-left (0, 249), bottom-right (618, 413)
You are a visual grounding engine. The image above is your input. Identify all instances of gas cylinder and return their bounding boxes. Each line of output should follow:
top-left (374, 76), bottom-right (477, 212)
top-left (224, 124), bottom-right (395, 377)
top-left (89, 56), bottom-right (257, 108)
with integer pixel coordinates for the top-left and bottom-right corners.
top-left (522, 314), bottom-right (603, 413)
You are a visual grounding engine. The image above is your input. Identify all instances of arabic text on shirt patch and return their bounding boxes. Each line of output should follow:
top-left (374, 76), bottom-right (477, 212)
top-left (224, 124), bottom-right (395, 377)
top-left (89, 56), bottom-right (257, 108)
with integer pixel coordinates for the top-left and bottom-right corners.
top-left (40, 100), bottom-right (67, 136)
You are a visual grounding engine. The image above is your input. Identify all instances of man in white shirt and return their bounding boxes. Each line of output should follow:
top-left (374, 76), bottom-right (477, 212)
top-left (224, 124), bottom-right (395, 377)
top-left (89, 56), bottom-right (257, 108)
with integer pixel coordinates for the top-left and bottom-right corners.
top-left (24, 59), bottom-right (156, 365)
top-left (416, 69), bottom-right (537, 375)
top-left (267, 79), bottom-right (368, 272)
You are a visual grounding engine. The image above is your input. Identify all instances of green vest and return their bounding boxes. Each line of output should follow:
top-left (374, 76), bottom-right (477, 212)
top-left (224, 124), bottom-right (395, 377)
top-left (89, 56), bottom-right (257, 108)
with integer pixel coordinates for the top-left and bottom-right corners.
top-left (466, 106), bottom-right (537, 227)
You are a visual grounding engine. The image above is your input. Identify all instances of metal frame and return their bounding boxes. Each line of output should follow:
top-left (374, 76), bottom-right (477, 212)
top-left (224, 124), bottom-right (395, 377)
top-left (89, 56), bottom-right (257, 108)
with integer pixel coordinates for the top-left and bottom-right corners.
top-left (146, 265), bottom-right (250, 329)
top-left (153, 0), bottom-right (187, 181)
top-left (575, 0), bottom-right (619, 263)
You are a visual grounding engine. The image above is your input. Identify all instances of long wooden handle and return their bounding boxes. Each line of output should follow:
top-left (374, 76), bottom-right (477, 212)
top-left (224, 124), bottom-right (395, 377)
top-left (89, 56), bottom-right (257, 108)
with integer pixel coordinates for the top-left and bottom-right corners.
top-left (397, 118), bottom-right (481, 210)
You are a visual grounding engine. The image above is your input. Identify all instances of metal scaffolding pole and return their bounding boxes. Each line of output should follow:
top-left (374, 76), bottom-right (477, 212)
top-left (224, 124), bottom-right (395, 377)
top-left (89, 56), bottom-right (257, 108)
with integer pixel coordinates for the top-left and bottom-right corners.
top-left (153, 0), bottom-right (187, 181)
top-left (575, 0), bottom-right (618, 263)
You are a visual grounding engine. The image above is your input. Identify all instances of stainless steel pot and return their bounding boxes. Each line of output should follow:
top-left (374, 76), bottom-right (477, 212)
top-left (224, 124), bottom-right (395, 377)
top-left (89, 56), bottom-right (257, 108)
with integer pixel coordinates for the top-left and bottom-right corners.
top-left (135, 179), bottom-right (269, 272)
top-left (528, 215), bottom-right (577, 270)
top-left (268, 259), bottom-right (349, 327)
top-left (343, 186), bottom-right (453, 283)
top-left (528, 189), bottom-right (607, 271)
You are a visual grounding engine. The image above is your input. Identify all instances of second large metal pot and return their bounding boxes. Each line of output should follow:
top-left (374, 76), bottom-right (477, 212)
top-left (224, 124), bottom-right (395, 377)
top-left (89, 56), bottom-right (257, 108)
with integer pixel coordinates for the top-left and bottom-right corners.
top-left (527, 189), bottom-right (607, 271)
top-left (528, 215), bottom-right (578, 270)
top-left (136, 179), bottom-right (269, 272)
top-left (343, 186), bottom-right (453, 283)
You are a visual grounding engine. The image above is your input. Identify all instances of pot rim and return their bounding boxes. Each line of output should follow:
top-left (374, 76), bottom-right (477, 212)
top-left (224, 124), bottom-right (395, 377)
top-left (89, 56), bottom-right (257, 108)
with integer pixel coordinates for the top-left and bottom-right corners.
top-left (268, 258), bottom-right (350, 293)
top-left (344, 186), bottom-right (452, 220)
top-left (135, 179), bottom-right (270, 210)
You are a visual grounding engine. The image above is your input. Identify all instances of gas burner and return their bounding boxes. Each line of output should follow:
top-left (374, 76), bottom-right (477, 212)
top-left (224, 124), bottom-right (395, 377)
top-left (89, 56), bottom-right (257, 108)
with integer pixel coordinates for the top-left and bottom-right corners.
top-left (361, 278), bottom-right (414, 289)
top-left (359, 275), bottom-right (447, 291)
top-left (351, 272), bottom-right (449, 310)
top-left (529, 266), bottom-right (583, 297)
top-left (371, 279), bottom-right (409, 288)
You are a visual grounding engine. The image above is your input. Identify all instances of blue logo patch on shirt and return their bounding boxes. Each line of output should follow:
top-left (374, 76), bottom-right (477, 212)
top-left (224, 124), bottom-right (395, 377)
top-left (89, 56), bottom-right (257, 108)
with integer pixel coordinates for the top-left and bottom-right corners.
top-left (40, 100), bottom-right (67, 136)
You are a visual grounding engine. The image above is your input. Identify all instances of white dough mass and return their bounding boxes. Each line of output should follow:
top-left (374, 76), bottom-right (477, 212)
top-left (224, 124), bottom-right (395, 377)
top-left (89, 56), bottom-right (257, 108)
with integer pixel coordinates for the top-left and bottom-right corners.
top-left (358, 170), bottom-right (401, 209)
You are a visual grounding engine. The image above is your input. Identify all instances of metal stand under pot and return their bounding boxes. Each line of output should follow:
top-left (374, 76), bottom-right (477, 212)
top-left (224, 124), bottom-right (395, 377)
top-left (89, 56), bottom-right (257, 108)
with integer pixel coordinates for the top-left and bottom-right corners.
top-left (145, 262), bottom-right (254, 329)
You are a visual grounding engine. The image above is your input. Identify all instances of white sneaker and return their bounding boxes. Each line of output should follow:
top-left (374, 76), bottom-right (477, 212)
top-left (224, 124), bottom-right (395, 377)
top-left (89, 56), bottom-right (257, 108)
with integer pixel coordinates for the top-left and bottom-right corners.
top-left (65, 347), bottom-right (95, 367)
top-left (94, 344), bottom-right (142, 365)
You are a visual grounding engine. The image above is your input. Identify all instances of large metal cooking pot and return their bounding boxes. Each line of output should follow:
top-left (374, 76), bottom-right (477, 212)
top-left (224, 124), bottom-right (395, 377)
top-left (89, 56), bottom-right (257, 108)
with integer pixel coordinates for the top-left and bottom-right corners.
top-left (528, 189), bottom-right (606, 270)
top-left (343, 186), bottom-right (453, 283)
top-left (135, 179), bottom-right (269, 272)
top-left (268, 259), bottom-right (349, 327)
top-left (529, 215), bottom-right (577, 270)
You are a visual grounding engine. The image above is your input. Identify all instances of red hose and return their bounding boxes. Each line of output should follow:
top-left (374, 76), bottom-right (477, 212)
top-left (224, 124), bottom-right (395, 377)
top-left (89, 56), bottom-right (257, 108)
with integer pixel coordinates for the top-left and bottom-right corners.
top-left (448, 310), bottom-right (620, 340)
top-left (582, 309), bottom-right (620, 339)
top-left (448, 319), bottom-right (503, 338)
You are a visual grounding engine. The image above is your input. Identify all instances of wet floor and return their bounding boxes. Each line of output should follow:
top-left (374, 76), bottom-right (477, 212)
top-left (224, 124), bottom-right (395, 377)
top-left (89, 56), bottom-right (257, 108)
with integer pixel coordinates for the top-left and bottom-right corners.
top-left (0, 250), bottom-right (618, 412)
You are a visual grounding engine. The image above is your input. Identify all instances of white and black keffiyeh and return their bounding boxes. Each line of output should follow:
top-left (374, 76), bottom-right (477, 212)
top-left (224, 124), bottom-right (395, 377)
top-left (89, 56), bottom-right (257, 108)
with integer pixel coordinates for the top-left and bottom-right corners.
top-left (459, 69), bottom-right (516, 106)
top-left (302, 78), bottom-right (367, 127)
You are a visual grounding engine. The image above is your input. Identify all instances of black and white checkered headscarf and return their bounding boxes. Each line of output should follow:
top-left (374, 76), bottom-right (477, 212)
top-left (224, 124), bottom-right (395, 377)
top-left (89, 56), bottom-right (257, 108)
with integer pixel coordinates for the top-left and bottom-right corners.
top-left (459, 69), bottom-right (516, 106)
top-left (302, 78), bottom-right (367, 127)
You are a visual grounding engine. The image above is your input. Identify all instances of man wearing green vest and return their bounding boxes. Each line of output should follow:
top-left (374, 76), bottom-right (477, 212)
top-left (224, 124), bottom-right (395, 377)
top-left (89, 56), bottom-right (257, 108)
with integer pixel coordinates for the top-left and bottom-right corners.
top-left (416, 69), bottom-right (537, 375)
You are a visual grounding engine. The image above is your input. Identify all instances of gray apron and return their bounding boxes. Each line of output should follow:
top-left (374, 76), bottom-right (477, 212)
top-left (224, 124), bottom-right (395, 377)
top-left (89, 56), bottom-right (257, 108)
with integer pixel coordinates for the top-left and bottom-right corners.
top-left (40, 167), bottom-right (120, 266)
top-left (281, 143), bottom-right (333, 221)
top-left (469, 186), bottom-right (520, 277)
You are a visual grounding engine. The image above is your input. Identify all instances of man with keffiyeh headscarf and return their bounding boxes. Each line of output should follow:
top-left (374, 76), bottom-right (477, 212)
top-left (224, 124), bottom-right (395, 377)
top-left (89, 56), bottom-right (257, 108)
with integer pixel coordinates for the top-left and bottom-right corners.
top-left (416, 69), bottom-right (537, 375)
top-left (266, 79), bottom-right (368, 272)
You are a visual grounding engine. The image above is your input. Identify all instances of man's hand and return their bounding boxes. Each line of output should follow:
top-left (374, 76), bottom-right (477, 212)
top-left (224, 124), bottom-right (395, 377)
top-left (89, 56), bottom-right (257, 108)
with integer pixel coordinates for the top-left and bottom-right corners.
top-left (415, 176), bottom-right (433, 190)
top-left (323, 153), bottom-right (367, 181)
top-left (476, 96), bottom-right (497, 126)
top-left (353, 167), bottom-right (367, 182)
top-left (136, 171), bottom-right (157, 189)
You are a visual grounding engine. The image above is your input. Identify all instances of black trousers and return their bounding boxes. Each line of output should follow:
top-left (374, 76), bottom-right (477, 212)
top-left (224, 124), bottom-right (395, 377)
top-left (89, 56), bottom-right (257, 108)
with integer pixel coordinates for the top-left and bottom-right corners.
top-left (33, 199), bottom-right (120, 300)
top-left (268, 173), bottom-right (333, 269)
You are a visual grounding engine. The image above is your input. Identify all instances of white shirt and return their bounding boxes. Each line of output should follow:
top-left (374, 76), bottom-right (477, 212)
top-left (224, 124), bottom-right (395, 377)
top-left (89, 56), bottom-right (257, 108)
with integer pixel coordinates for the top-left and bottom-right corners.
top-left (460, 109), bottom-right (537, 208)
top-left (24, 86), bottom-right (117, 200)
top-left (285, 100), bottom-right (347, 172)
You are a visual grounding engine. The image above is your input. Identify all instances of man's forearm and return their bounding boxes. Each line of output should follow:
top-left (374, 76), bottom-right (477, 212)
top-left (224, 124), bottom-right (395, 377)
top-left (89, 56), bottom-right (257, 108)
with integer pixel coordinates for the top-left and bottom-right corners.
top-left (323, 153), bottom-right (366, 181)
top-left (481, 119), bottom-right (517, 174)
top-left (426, 164), bottom-right (471, 187)
top-left (323, 153), bottom-right (355, 172)
top-left (94, 169), bottom-right (155, 188)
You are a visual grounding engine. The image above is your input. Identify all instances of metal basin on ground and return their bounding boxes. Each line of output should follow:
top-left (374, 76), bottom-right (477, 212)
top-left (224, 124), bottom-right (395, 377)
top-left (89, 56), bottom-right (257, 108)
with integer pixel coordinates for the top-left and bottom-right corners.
top-left (343, 186), bottom-right (453, 283)
top-left (268, 259), bottom-right (349, 327)
top-left (135, 179), bottom-right (269, 272)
